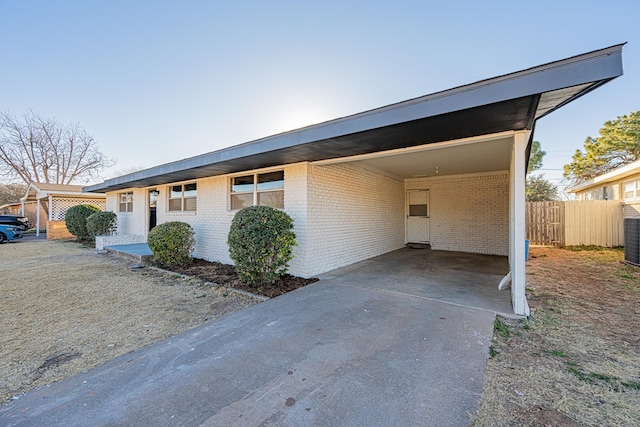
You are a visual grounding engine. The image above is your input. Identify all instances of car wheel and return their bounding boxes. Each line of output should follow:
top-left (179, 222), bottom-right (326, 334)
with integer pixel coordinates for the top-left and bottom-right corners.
top-left (0, 232), bottom-right (6, 244)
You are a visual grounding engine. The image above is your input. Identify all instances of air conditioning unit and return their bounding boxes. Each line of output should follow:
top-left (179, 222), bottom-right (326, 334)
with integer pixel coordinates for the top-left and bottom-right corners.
top-left (624, 218), bottom-right (640, 265)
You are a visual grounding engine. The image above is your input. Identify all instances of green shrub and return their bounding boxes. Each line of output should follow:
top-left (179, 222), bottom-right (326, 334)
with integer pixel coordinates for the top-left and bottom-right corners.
top-left (65, 204), bottom-right (101, 240)
top-left (86, 211), bottom-right (118, 239)
top-left (227, 205), bottom-right (296, 287)
top-left (147, 221), bottom-right (195, 267)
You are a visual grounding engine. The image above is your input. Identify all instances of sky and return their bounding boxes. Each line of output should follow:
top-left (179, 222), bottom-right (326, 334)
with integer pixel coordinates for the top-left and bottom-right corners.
top-left (1, 1), bottom-right (639, 197)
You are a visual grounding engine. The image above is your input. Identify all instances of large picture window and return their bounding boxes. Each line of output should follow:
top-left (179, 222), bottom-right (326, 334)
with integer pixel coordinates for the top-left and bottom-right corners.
top-left (231, 171), bottom-right (284, 210)
top-left (168, 183), bottom-right (197, 211)
top-left (118, 192), bottom-right (133, 212)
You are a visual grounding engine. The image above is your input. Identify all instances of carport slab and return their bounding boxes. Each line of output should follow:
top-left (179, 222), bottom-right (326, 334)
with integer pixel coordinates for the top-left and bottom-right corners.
top-left (0, 281), bottom-right (495, 427)
top-left (320, 247), bottom-right (513, 315)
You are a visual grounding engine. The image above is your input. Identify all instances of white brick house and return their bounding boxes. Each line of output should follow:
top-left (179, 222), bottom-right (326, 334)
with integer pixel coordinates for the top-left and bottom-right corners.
top-left (85, 45), bottom-right (624, 315)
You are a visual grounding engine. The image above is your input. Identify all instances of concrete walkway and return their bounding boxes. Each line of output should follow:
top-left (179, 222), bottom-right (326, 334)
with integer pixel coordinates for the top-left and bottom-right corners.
top-left (104, 243), bottom-right (153, 262)
top-left (0, 249), bottom-right (504, 427)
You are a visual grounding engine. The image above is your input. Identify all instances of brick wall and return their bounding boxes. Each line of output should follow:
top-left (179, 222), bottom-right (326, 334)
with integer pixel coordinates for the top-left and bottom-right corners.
top-left (405, 172), bottom-right (509, 256)
top-left (109, 188), bottom-right (148, 236)
top-left (150, 165), bottom-right (310, 275)
top-left (95, 234), bottom-right (146, 250)
top-left (46, 220), bottom-right (74, 240)
top-left (164, 175), bottom-right (234, 265)
top-left (102, 166), bottom-right (507, 276)
top-left (304, 163), bottom-right (405, 276)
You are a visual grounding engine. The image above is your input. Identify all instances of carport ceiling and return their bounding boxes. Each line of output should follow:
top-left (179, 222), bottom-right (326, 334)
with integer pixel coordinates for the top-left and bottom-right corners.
top-left (345, 136), bottom-right (513, 179)
top-left (84, 44), bottom-right (623, 193)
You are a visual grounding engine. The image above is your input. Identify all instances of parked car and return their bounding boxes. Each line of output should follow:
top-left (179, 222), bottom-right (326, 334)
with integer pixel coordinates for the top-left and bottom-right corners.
top-left (0, 224), bottom-right (24, 243)
top-left (0, 214), bottom-right (30, 230)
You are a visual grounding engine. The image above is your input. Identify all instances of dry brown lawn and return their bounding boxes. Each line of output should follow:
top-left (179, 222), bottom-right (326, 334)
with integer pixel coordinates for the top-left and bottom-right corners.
top-left (0, 239), bottom-right (260, 404)
top-left (4, 240), bottom-right (639, 425)
top-left (473, 246), bottom-right (640, 426)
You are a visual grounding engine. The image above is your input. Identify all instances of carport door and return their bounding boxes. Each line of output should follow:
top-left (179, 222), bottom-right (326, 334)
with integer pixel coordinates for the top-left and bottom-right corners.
top-left (406, 190), bottom-right (430, 243)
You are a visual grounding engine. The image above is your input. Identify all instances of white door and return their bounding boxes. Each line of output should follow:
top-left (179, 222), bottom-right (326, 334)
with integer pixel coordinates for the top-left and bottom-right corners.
top-left (407, 189), bottom-right (430, 243)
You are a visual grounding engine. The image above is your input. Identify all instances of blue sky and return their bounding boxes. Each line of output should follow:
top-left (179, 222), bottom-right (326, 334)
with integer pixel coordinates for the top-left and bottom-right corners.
top-left (1, 1), bottom-right (638, 194)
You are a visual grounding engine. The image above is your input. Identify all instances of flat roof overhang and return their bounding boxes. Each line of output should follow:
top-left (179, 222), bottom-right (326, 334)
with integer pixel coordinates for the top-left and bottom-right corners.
top-left (84, 44), bottom-right (624, 193)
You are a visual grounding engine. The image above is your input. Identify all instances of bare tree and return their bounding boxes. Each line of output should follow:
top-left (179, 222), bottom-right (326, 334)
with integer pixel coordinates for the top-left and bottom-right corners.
top-left (0, 111), bottom-right (116, 185)
top-left (0, 182), bottom-right (26, 206)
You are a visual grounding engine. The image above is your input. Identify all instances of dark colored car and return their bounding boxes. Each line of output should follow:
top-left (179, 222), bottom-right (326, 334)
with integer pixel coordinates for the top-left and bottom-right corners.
top-left (0, 224), bottom-right (24, 243)
top-left (0, 214), bottom-right (30, 231)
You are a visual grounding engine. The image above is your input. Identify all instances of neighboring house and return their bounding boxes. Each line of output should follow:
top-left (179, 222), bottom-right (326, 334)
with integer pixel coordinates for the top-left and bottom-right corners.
top-left (21, 182), bottom-right (106, 239)
top-left (85, 45), bottom-right (624, 315)
top-left (571, 159), bottom-right (640, 218)
top-left (0, 200), bottom-right (46, 228)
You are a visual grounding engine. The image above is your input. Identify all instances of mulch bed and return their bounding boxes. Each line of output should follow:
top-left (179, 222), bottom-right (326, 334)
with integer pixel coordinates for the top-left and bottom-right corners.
top-left (162, 258), bottom-right (319, 298)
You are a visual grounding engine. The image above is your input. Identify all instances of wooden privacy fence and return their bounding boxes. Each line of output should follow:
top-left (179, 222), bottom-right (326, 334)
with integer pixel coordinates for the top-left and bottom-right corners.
top-left (526, 201), bottom-right (564, 246)
top-left (526, 200), bottom-right (624, 247)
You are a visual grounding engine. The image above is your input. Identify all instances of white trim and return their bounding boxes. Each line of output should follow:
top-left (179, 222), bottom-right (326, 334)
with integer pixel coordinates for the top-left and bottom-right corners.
top-left (509, 131), bottom-right (530, 316)
top-left (406, 170), bottom-right (509, 185)
top-left (571, 159), bottom-right (640, 193)
top-left (405, 188), bottom-right (430, 244)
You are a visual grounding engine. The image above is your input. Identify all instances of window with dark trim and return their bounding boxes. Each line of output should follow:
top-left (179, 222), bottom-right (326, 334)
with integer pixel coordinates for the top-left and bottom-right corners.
top-left (118, 192), bottom-right (134, 212)
top-left (168, 183), bottom-right (197, 211)
top-left (230, 171), bottom-right (284, 209)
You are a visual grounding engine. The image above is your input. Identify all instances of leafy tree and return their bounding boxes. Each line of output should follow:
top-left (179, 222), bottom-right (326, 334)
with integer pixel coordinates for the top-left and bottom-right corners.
top-left (0, 183), bottom-right (26, 206)
top-left (527, 140), bottom-right (545, 174)
top-left (0, 110), bottom-right (116, 185)
top-left (526, 140), bottom-right (558, 201)
top-left (564, 111), bottom-right (640, 185)
top-left (526, 175), bottom-right (558, 201)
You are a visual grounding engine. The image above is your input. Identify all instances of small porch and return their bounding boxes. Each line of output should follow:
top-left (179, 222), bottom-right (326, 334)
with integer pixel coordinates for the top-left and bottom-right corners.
top-left (103, 243), bottom-right (153, 263)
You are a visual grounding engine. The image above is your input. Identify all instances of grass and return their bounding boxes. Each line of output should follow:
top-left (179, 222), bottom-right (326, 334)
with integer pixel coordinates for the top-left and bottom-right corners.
top-left (472, 247), bottom-right (640, 427)
top-left (563, 245), bottom-right (624, 252)
top-left (493, 318), bottom-right (513, 339)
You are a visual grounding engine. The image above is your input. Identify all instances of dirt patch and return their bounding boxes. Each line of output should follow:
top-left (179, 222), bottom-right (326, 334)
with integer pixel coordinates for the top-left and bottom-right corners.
top-left (472, 247), bottom-right (640, 426)
top-left (165, 258), bottom-right (318, 298)
top-left (0, 240), bottom-right (264, 404)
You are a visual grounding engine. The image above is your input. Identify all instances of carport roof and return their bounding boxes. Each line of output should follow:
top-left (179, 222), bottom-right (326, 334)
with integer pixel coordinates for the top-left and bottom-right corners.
top-left (84, 44), bottom-right (624, 193)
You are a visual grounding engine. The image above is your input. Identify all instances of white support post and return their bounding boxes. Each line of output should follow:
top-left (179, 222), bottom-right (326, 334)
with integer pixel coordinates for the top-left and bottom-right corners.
top-left (509, 131), bottom-right (531, 316)
top-left (36, 200), bottom-right (41, 237)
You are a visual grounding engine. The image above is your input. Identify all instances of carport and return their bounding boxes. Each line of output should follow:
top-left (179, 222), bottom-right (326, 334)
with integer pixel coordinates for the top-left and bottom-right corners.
top-left (306, 44), bottom-right (624, 316)
top-left (84, 44), bottom-right (624, 316)
top-left (320, 247), bottom-right (513, 315)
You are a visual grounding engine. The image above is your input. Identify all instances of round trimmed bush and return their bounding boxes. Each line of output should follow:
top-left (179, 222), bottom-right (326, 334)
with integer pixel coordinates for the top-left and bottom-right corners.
top-left (227, 205), bottom-right (296, 287)
top-left (86, 211), bottom-right (118, 239)
top-left (65, 204), bottom-right (101, 240)
top-left (147, 221), bottom-right (195, 267)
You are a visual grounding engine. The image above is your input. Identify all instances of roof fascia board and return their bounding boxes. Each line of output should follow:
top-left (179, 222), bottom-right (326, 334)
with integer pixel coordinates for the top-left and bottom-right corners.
top-left (571, 159), bottom-right (640, 192)
top-left (35, 191), bottom-right (105, 199)
top-left (85, 44), bottom-right (624, 193)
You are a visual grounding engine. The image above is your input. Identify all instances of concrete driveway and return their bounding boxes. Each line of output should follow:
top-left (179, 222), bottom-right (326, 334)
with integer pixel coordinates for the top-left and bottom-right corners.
top-left (0, 248), bottom-right (508, 426)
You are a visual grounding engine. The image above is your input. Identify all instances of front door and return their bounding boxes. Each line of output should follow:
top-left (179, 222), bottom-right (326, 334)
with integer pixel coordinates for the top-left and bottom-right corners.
top-left (406, 189), bottom-right (430, 243)
top-left (148, 189), bottom-right (158, 231)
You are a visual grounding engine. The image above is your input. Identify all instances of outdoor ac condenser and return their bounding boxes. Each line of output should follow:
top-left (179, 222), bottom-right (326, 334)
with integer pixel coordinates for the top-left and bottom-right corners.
top-left (624, 218), bottom-right (640, 266)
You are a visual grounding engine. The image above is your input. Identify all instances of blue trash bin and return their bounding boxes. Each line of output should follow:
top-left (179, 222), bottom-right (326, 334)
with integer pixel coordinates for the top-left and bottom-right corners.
top-left (525, 239), bottom-right (530, 261)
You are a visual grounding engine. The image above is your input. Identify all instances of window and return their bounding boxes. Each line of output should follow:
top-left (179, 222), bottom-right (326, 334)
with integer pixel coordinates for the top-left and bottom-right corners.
top-left (168, 183), bottom-right (197, 211)
top-left (623, 180), bottom-right (640, 200)
top-left (231, 171), bottom-right (284, 209)
top-left (118, 192), bottom-right (133, 212)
